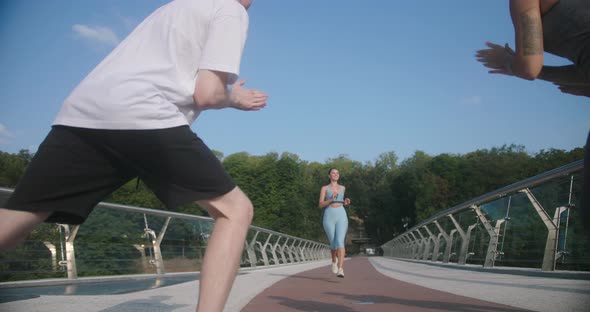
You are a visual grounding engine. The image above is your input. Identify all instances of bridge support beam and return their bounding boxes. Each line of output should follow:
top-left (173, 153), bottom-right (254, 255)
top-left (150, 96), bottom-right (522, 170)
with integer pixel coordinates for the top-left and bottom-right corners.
top-left (434, 221), bottom-right (451, 263)
top-left (58, 224), bottom-right (80, 279)
top-left (472, 205), bottom-right (505, 268)
top-left (448, 214), bottom-right (477, 265)
top-left (520, 188), bottom-right (558, 271)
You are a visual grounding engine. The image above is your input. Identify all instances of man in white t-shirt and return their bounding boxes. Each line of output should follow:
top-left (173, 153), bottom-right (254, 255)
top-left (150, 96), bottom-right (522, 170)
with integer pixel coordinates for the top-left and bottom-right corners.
top-left (0, 0), bottom-right (267, 310)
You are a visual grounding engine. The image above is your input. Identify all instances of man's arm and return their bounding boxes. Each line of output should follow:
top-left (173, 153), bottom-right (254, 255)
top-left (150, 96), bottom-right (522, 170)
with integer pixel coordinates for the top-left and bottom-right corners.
top-left (554, 83), bottom-right (590, 97)
top-left (509, 0), bottom-right (544, 80)
top-left (538, 65), bottom-right (590, 97)
top-left (193, 69), bottom-right (268, 111)
top-left (538, 65), bottom-right (590, 84)
top-left (194, 70), bottom-right (232, 110)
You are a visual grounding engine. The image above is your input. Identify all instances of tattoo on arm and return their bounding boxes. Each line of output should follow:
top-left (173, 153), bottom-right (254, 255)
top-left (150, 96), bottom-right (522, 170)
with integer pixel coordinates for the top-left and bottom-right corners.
top-left (520, 13), bottom-right (542, 55)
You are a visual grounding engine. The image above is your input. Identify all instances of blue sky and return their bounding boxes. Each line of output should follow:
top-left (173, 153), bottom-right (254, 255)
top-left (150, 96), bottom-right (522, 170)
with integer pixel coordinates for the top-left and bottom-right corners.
top-left (1, 0), bottom-right (589, 164)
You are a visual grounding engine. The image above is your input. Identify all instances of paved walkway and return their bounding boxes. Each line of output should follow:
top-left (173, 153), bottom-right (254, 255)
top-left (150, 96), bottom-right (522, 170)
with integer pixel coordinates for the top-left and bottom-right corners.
top-left (243, 257), bottom-right (533, 312)
top-left (1, 257), bottom-right (589, 312)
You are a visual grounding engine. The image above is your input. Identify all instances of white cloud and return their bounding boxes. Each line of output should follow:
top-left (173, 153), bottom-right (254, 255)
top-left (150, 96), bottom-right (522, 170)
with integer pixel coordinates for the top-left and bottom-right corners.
top-left (461, 96), bottom-right (483, 107)
top-left (72, 24), bottom-right (120, 47)
top-left (0, 122), bottom-right (13, 145)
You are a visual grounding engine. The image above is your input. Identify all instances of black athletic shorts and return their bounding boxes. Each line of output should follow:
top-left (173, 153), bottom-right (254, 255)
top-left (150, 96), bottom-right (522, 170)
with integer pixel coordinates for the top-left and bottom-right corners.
top-left (5, 125), bottom-right (236, 224)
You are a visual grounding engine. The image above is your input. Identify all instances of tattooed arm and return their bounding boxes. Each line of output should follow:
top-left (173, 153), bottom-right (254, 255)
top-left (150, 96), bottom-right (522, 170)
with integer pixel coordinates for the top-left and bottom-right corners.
top-left (475, 1), bottom-right (589, 96)
top-left (509, 0), bottom-right (544, 80)
top-left (475, 1), bottom-right (544, 80)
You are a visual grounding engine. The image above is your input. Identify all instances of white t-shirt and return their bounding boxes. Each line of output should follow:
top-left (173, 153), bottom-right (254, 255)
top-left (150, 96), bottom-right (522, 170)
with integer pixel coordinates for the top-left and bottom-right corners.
top-left (53, 0), bottom-right (249, 129)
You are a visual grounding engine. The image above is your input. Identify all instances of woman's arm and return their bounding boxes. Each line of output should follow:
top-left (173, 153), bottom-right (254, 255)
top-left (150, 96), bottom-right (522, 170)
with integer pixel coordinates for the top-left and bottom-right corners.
top-left (509, 0), bottom-right (544, 80)
top-left (318, 186), bottom-right (334, 208)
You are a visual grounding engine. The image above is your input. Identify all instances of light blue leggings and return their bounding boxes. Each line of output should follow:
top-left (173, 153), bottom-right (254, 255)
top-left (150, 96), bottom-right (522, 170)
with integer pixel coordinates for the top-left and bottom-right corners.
top-left (322, 206), bottom-right (348, 249)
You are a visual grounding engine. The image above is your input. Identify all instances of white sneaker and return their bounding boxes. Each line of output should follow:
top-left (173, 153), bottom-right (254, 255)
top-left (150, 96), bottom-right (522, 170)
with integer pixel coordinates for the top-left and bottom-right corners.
top-left (337, 268), bottom-right (344, 278)
top-left (331, 262), bottom-right (338, 274)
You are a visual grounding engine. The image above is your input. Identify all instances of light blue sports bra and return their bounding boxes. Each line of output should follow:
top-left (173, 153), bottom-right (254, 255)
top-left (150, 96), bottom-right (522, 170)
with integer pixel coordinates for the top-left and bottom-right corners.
top-left (325, 185), bottom-right (345, 204)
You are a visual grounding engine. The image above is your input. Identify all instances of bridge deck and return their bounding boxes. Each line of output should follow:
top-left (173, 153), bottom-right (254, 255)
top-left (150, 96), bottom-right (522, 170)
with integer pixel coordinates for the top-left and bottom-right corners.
top-left (1, 257), bottom-right (588, 312)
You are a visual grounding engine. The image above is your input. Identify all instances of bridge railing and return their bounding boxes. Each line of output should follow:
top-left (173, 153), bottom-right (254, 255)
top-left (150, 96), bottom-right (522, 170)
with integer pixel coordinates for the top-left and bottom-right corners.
top-left (382, 160), bottom-right (589, 272)
top-left (0, 189), bottom-right (331, 282)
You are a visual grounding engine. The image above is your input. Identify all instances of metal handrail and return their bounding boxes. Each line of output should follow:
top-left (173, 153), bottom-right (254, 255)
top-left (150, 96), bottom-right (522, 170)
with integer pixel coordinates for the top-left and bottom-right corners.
top-left (0, 186), bottom-right (327, 246)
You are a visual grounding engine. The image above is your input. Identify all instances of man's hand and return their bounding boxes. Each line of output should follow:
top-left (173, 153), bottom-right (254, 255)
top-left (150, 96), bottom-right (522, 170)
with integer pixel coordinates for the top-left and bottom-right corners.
top-left (228, 81), bottom-right (268, 111)
top-left (476, 42), bottom-right (515, 76)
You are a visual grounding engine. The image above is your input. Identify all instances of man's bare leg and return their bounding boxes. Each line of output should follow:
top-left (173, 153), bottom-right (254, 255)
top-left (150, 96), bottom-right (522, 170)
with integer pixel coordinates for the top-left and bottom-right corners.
top-left (196, 187), bottom-right (253, 312)
top-left (0, 208), bottom-right (51, 251)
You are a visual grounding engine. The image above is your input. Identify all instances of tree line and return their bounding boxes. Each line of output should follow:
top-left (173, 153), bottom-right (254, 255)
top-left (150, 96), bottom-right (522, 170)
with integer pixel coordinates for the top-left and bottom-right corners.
top-left (0, 144), bottom-right (584, 245)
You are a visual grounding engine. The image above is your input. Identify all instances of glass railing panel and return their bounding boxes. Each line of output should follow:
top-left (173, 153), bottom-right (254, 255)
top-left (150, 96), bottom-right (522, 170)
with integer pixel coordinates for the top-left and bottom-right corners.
top-left (383, 160), bottom-right (587, 272)
top-left (498, 191), bottom-right (545, 268)
top-left (74, 208), bottom-right (150, 277)
top-left (435, 216), bottom-right (454, 262)
top-left (0, 223), bottom-right (63, 282)
top-left (252, 232), bottom-right (269, 266)
top-left (479, 197), bottom-right (510, 223)
top-left (555, 202), bottom-right (590, 271)
top-left (449, 209), bottom-right (476, 263)
top-left (423, 223), bottom-right (438, 260)
top-left (465, 223), bottom-right (487, 266)
top-left (0, 186), bottom-right (329, 282)
top-left (159, 218), bottom-right (211, 273)
top-left (551, 172), bottom-right (589, 271)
